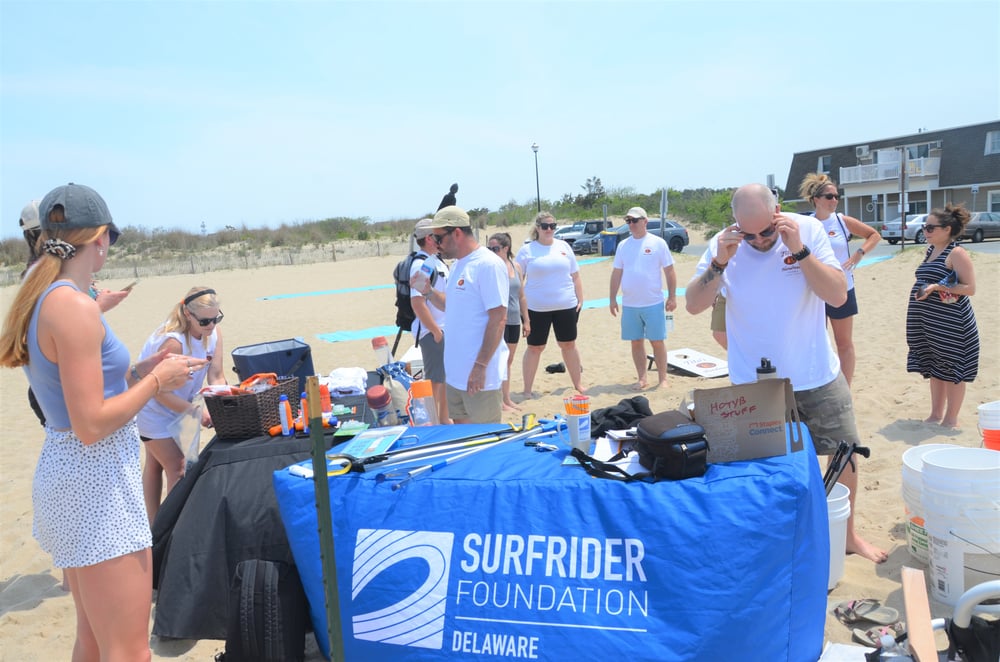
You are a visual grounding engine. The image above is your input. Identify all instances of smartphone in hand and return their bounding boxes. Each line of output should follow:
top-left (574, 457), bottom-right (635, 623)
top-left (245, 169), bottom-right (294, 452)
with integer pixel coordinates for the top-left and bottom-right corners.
top-left (121, 279), bottom-right (140, 292)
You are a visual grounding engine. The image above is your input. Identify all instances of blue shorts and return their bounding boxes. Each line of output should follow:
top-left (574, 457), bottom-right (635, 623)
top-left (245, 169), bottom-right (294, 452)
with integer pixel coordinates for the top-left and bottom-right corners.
top-left (826, 288), bottom-right (858, 320)
top-left (621, 303), bottom-right (667, 341)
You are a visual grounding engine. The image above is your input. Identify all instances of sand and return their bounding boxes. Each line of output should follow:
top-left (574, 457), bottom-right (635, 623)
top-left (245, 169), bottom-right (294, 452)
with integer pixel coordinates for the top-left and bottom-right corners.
top-left (1, 224), bottom-right (997, 660)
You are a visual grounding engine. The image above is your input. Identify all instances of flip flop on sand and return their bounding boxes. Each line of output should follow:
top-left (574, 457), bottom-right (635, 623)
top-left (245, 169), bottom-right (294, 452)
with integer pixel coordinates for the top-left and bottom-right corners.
top-left (834, 598), bottom-right (900, 625)
top-left (851, 622), bottom-right (906, 648)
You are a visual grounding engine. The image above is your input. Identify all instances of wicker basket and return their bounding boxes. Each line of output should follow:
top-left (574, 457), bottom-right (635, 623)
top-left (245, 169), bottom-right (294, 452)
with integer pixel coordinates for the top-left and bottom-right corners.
top-left (205, 377), bottom-right (300, 440)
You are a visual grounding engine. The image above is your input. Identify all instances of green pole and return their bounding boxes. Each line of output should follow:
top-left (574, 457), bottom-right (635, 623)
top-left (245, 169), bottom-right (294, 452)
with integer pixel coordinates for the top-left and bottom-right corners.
top-left (306, 376), bottom-right (344, 660)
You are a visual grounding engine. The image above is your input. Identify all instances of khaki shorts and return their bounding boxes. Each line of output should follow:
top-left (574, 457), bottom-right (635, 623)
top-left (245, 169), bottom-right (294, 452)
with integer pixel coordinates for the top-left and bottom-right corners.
top-left (792, 373), bottom-right (859, 455)
top-left (446, 384), bottom-right (503, 424)
top-left (711, 294), bottom-right (726, 333)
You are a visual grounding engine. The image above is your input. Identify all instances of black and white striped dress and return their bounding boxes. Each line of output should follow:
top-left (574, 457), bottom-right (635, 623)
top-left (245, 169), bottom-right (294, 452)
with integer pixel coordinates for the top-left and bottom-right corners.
top-left (906, 243), bottom-right (979, 383)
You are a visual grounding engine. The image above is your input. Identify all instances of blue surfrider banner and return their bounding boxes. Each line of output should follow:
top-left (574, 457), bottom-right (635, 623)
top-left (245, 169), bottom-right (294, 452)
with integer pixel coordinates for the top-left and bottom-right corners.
top-left (274, 424), bottom-right (828, 661)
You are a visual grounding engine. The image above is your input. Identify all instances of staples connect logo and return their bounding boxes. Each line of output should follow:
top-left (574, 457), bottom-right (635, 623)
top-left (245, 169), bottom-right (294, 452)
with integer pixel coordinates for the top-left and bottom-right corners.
top-left (351, 529), bottom-right (454, 650)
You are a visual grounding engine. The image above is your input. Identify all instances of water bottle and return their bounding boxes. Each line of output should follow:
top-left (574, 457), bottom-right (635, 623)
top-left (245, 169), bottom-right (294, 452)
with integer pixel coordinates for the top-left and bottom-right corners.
top-left (665, 313), bottom-right (674, 333)
top-left (372, 336), bottom-right (394, 368)
top-left (407, 379), bottom-right (438, 426)
top-left (299, 392), bottom-right (309, 433)
top-left (411, 262), bottom-right (434, 294)
top-left (319, 384), bottom-right (332, 414)
top-left (756, 357), bottom-right (778, 380)
top-left (366, 385), bottom-right (398, 427)
top-left (278, 394), bottom-right (294, 437)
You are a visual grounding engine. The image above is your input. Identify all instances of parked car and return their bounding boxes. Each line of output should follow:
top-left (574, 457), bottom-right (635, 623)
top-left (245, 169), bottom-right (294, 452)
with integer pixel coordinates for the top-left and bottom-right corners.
top-left (523, 223), bottom-right (573, 244)
top-left (581, 219), bottom-right (690, 255)
top-left (881, 214), bottom-right (929, 244)
top-left (960, 211), bottom-right (1000, 243)
top-left (556, 219), bottom-right (613, 250)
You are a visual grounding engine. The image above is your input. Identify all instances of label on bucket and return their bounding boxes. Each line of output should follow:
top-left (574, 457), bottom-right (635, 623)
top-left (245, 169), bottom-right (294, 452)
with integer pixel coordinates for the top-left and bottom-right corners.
top-left (929, 534), bottom-right (962, 605)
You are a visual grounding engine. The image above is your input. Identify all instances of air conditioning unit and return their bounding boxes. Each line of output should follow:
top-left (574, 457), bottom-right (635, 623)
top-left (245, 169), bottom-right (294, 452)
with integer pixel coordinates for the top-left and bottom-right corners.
top-left (855, 145), bottom-right (870, 158)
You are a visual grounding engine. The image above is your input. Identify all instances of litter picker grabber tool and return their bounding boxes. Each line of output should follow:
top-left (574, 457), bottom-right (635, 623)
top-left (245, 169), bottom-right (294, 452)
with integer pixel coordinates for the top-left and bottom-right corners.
top-left (306, 376), bottom-right (344, 660)
top-left (823, 440), bottom-right (871, 496)
top-left (381, 420), bottom-right (557, 491)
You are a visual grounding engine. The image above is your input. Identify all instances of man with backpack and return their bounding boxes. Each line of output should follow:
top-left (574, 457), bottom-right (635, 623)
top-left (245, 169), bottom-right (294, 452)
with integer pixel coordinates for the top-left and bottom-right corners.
top-left (407, 218), bottom-right (450, 422)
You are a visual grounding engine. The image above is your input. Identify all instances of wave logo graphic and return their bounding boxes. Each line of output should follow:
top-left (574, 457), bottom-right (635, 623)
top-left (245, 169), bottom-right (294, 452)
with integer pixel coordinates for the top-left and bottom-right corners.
top-left (351, 529), bottom-right (454, 649)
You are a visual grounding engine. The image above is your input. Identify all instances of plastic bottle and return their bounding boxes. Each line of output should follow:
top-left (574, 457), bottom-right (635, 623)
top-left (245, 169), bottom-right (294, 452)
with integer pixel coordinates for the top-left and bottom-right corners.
top-left (299, 392), bottom-right (310, 433)
top-left (319, 384), bottom-right (332, 414)
top-left (665, 313), bottom-right (674, 333)
top-left (411, 262), bottom-right (434, 294)
top-left (406, 379), bottom-right (438, 426)
top-left (366, 385), bottom-right (398, 427)
top-left (372, 336), bottom-right (394, 368)
top-left (278, 395), bottom-right (294, 436)
top-left (757, 357), bottom-right (778, 380)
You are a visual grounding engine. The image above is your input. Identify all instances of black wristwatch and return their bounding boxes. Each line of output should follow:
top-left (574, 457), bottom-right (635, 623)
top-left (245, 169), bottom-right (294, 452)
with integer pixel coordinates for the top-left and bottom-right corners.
top-left (791, 246), bottom-right (811, 262)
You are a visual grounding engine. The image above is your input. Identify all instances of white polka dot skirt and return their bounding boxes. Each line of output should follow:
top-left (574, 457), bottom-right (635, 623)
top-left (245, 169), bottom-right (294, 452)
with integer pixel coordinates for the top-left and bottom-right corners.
top-left (32, 421), bottom-right (152, 568)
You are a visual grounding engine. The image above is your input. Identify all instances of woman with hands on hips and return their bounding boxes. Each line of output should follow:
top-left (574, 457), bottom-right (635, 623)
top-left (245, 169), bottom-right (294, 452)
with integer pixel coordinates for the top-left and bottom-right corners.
top-left (137, 286), bottom-right (226, 524)
top-left (906, 204), bottom-right (979, 429)
top-left (0, 183), bottom-right (206, 662)
top-left (798, 173), bottom-right (880, 386)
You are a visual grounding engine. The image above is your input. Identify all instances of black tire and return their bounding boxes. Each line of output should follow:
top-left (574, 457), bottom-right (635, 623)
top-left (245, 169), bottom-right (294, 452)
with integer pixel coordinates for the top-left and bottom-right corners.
top-left (669, 236), bottom-right (684, 253)
top-left (888, 239), bottom-right (899, 245)
top-left (973, 229), bottom-right (984, 243)
top-left (915, 230), bottom-right (926, 244)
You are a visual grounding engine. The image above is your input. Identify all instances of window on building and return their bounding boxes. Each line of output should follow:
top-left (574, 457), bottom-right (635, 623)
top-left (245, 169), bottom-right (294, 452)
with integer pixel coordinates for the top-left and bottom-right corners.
top-left (989, 190), bottom-right (1000, 212)
top-left (907, 144), bottom-right (930, 160)
top-left (818, 155), bottom-right (831, 173)
top-left (986, 131), bottom-right (1000, 155)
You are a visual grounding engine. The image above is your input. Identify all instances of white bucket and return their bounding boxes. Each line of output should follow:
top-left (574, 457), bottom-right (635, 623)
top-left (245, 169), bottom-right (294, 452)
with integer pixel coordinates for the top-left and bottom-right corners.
top-left (900, 444), bottom-right (960, 563)
top-left (827, 482), bottom-right (851, 590)
top-left (978, 401), bottom-right (1000, 430)
top-left (920, 447), bottom-right (1000, 606)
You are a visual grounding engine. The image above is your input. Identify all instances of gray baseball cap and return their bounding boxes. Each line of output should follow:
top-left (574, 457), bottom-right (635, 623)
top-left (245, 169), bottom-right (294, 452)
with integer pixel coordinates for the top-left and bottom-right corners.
top-left (38, 183), bottom-right (119, 242)
top-left (19, 200), bottom-right (41, 231)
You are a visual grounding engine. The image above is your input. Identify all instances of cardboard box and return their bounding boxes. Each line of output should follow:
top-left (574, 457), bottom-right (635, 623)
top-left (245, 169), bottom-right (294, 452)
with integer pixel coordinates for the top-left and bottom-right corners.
top-left (691, 378), bottom-right (805, 463)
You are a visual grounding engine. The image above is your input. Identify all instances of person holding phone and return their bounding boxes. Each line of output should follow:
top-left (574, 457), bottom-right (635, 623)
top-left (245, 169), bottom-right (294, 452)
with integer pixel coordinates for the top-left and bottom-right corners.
top-left (137, 286), bottom-right (227, 524)
top-left (0, 183), bottom-right (204, 661)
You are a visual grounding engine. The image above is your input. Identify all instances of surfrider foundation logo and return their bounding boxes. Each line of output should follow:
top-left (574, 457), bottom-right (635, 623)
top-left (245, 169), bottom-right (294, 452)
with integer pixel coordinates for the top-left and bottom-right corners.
top-left (351, 529), bottom-right (455, 650)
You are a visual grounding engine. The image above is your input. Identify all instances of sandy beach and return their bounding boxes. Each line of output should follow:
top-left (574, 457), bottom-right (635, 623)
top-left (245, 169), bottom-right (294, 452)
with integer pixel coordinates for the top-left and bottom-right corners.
top-left (1, 223), bottom-right (997, 660)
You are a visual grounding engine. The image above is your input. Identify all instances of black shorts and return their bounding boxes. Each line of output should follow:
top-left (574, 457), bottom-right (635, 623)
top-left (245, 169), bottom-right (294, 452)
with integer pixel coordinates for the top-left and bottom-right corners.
top-left (826, 288), bottom-right (858, 320)
top-left (526, 307), bottom-right (579, 346)
top-left (504, 324), bottom-right (521, 345)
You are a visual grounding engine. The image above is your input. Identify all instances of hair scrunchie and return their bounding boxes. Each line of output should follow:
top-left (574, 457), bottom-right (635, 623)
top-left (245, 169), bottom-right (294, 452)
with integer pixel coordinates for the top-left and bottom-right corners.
top-left (42, 238), bottom-right (77, 260)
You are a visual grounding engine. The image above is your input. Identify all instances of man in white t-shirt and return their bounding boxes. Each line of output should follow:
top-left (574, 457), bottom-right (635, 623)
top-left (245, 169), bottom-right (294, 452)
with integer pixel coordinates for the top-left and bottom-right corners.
top-left (609, 206), bottom-right (677, 390)
top-left (685, 184), bottom-right (887, 564)
top-left (409, 218), bottom-right (451, 423)
top-left (413, 206), bottom-right (509, 423)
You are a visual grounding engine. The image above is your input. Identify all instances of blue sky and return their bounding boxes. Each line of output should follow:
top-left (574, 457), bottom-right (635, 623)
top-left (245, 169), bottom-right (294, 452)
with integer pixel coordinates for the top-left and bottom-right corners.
top-left (2, 1), bottom-right (998, 237)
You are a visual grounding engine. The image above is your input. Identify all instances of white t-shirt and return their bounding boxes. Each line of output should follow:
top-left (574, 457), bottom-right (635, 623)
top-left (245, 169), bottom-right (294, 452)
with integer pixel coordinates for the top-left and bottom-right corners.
top-left (409, 253), bottom-right (449, 339)
top-left (694, 213), bottom-right (842, 390)
top-left (612, 233), bottom-right (674, 308)
top-left (816, 213), bottom-right (855, 290)
top-left (137, 327), bottom-right (217, 438)
top-left (515, 239), bottom-right (579, 312)
top-left (443, 246), bottom-right (510, 391)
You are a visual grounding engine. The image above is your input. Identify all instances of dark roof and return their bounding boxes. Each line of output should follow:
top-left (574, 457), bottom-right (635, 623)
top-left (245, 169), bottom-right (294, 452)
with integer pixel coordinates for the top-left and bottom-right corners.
top-left (784, 120), bottom-right (1000, 200)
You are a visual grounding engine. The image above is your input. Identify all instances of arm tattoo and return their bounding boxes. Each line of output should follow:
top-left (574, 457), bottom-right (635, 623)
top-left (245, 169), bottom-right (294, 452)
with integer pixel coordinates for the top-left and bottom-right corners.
top-left (698, 268), bottom-right (718, 287)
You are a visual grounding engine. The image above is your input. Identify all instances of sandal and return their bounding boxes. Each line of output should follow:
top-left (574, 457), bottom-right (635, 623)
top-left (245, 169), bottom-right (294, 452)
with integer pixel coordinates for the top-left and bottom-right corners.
top-left (851, 622), bottom-right (906, 648)
top-left (834, 598), bottom-right (900, 625)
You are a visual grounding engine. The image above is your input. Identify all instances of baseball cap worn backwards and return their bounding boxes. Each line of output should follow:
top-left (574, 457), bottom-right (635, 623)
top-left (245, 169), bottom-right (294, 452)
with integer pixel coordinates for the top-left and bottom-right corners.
top-left (625, 206), bottom-right (648, 220)
top-left (428, 205), bottom-right (470, 229)
top-left (19, 200), bottom-right (41, 231)
top-left (38, 183), bottom-right (119, 241)
top-left (413, 218), bottom-right (435, 239)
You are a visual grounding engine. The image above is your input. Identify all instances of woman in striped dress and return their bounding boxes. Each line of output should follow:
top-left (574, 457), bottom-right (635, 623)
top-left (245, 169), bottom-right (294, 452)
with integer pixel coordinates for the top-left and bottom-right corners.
top-left (906, 203), bottom-right (979, 428)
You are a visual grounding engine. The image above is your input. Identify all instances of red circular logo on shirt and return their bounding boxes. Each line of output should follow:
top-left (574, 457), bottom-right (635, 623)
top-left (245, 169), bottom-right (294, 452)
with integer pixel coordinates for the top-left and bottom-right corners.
top-left (783, 255), bottom-right (797, 265)
top-left (828, 230), bottom-right (836, 237)
top-left (643, 248), bottom-right (651, 254)
top-left (457, 278), bottom-right (465, 286)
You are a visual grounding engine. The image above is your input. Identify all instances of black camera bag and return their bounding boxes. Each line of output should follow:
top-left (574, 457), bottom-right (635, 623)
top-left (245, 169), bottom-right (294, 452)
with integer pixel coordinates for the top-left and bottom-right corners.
top-left (634, 411), bottom-right (709, 480)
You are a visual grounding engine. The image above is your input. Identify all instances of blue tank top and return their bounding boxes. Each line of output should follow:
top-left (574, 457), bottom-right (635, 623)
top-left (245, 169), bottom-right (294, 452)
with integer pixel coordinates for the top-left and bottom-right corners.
top-left (24, 281), bottom-right (130, 429)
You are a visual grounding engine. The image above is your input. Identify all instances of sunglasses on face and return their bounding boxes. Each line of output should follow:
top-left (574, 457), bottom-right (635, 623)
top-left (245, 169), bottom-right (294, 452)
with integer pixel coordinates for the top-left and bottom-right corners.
top-left (816, 193), bottom-right (840, 200)
top-left (487, 245), bottom-right (502, 252)
top-left (537, 222), bottom-right (557, 230)
top-left (737, 223), bottom-right (778, 241)
top-left (923, 223), bottom-right (945, 232)
top-left (432, 228), bottom-right (456, 242)
top-left (625, 217), bottom-right (643, 224)
top-left (190, 310), bottom-right (224, 327)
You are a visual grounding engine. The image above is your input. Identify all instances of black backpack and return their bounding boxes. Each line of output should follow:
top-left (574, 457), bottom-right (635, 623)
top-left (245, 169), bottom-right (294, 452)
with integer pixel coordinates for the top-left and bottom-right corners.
top-left (393, 251), bottom-right (436, 330)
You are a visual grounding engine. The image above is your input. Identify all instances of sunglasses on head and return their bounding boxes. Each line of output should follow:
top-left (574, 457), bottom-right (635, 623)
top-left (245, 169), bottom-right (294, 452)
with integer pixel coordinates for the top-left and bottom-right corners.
top-left (816, 193), bottom-right (840, 200)
top-left (190, 310), bottom-right (224, 327)
top-left (537, 222), bottom-right (557, 230)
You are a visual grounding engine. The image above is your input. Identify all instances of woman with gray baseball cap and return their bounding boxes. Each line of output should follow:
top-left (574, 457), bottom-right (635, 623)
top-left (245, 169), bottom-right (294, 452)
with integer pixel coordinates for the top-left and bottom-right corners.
top-left (0, 183), bottom-right (205, 661)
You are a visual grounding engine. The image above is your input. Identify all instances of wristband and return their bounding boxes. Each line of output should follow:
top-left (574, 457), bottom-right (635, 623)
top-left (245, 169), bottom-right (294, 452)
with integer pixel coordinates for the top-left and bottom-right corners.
top-left (791, 246), bottom-right (811, 262)
top-left (150, 372), bottom-right (162, 394)
top-left (710, 259), bottom-right (727, 274)
top-left (474, 361), bottom-right (488, 368)
top-left (130, 364), bottom-right (141, 381)
top-left (856, 248), bottom-right (865, 256)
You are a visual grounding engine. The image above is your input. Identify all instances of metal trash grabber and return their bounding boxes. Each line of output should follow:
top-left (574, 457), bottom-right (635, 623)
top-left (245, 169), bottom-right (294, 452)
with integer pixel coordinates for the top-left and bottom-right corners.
top-left (823, 440), bottom-right (871, 496)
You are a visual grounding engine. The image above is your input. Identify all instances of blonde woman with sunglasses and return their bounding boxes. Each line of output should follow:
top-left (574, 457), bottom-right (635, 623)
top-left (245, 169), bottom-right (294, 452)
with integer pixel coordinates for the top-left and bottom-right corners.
top-left (137, 287), bottom-right (227, 524)
top-left (799, 173), bottom-right (880, 386)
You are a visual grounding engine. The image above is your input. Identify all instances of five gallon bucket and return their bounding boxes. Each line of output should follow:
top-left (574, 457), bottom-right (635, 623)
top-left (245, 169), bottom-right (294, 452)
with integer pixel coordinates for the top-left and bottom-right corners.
top-left (901, 444), bottom-right (960, 563)
top-left (920, 447), bottom-right (1000, 606)
top-left (978, 401), bottom-right (1000, 450)
top-left (827, 482), bottom-right (851, 590)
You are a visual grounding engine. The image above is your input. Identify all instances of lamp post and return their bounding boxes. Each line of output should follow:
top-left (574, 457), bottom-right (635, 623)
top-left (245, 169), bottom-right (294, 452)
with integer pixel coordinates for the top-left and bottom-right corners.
top-left (531, 142), bottom-right (540, 212)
